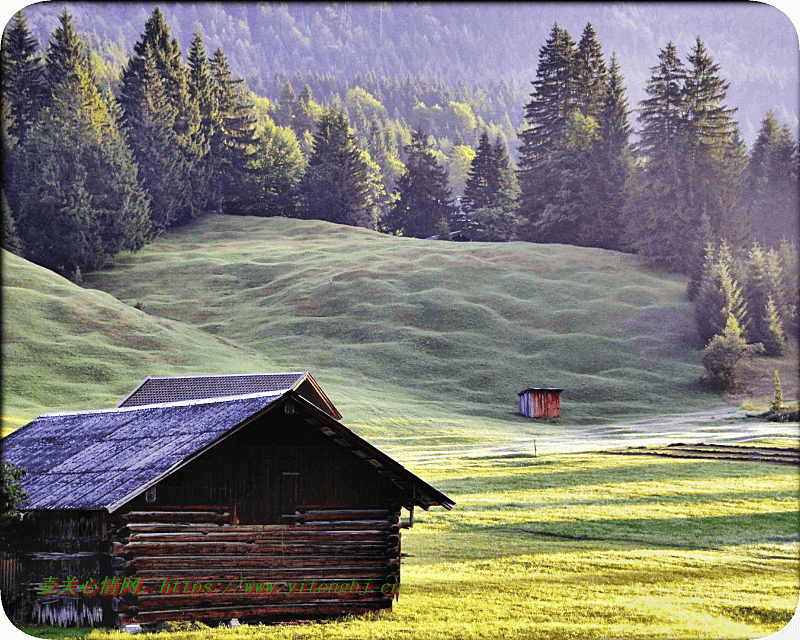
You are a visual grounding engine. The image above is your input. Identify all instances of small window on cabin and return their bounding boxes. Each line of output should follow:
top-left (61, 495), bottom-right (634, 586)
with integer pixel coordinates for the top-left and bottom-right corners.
top-left (145, 487), bottom-right (156, 503)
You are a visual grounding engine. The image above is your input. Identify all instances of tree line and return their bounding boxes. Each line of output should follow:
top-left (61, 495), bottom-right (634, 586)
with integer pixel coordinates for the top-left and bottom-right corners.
top-left (2, 10), bottom-right (798, 363)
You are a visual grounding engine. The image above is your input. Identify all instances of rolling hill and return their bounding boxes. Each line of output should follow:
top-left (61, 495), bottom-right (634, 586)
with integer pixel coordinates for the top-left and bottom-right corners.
top-left (3, 215), bottom-right (731, 443)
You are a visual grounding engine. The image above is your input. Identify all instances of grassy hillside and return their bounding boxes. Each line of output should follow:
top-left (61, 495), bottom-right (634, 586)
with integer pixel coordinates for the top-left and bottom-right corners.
top-left (1, 249), bottom-right (278, 433)
top-left (70, 215), bottom-right (723, 428)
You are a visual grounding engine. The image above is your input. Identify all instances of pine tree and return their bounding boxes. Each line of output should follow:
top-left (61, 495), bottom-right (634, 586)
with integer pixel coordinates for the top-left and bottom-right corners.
top-left (624, 42), bottom-right (690, 271)
top-left (745, 110), bottom-right (799, 246)
top-left (13, 10), bottom-right (150, 277)
top-left (777, 238), bottom-right (799, 334)
top-left (574, 23), bottom-right (608, 120)
top-left (702, 313), bottom-right (760, 392)
top-left (682, 37), bottom-right (742, 252)
top-left (1, 190), bottom-right (22, 254)
top-left (590, 52), bottom-right (631, 251)
top-left (300, 103), bottom-right (372, 228)
top-left (209, 47), bottom-right (259, 214)
top-left (462, 131), bottom-right (501, 213)
top-left (119, 8), bottom-right (205, 224)
top-left (762, 294), bottom-right (785, 356)
top-left (1, 10), bottom-right (47, 145)
top-left (517, 24), bottom-right (577, 235)
top-left (386, 127), bottom-right (455, 237)
top-left (745, 243), bottom-right (786, 354)
top-left (695, 241), bottom-right (748, 345)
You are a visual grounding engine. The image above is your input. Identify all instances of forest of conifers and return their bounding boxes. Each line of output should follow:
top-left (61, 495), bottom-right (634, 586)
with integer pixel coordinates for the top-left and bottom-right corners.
top-left (2, 4), bottom-right (798, 354)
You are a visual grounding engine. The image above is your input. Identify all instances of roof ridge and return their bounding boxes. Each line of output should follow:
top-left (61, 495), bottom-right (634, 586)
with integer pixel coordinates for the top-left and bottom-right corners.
top-left (141, 371), bottom-right (308, 381)
top-left (39, 390), bottom-right (286, 418)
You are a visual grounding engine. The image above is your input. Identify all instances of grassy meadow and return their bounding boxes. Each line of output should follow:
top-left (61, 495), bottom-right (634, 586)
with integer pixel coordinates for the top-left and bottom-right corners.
top-left (3, 215), bottom-right (798, 639)
top-left (14, 447), bottom-right (799, 640)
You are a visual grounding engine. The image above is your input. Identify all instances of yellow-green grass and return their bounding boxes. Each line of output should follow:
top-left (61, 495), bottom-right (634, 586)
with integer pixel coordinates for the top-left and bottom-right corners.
top-left (78, 215), bottom-right (721, 427)
top-left (16, 451), bottom-right (798, 640)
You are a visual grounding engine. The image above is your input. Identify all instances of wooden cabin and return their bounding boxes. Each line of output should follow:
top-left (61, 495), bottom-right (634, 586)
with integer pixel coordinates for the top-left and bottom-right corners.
top-left (0, 374), bottom-right (454, 628)
top-left (518, 387), bottom-right (562, 418)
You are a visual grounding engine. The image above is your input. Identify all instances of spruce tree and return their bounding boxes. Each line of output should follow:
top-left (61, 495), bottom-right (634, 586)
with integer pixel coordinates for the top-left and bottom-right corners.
top-left (13, 10), bottom-right (150, 277)
top-left (209, 47), bottom-right (259, 214)
top-left (591, 52), bottom-right (631, 251)
top-left (682, 37), bottom-right (743, 251)
top-left (300, 103), bottom-right (372, 228)
top-left (1, 10), bottom-right (47, 145)
top-left (624, 42), bottom-right (690, 271)
top-left (745, 111), bottom-right (799, 246)
top-left (695, 241), bottom-right (748, 345)
top-left (575, 23), bottom-right (608, 120)
top-left (119, 8), bottom-right (205, 224)
top-left (462, 131), bottom-right (501, 214)
top-left (517, 24), bottom-right (576, 236)
top-left (386, 127), bottom-right (455, 238)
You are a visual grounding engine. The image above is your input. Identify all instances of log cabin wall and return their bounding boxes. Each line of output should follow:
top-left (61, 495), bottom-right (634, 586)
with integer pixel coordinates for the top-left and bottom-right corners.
top-left (108, 411), bottom-right (406, 625)
top-left (124, 412), bottom-right (405, 523)
top-left (2, 511), bottom-right (108, 626)
top-left (108, 505), bottom-right (402, 625)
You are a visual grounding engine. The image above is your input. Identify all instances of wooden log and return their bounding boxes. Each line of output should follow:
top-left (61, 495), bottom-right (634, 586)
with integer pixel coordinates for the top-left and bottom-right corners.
top-left (118, 511), bottom-right (230, 524)
top-left (120, 521), bottom-right (397, 534)
top-left (129, 566), bottom-right (390, 582)
top-left (123, 555), bottom-right (392, 572)
top-left (291, 509), bottom-right (392, 519)
top-left (115, 541), bottom-right (390, 557)
top-left (121, 529), bottom-right (392, 544)
top-left (119, 599), bottom-right (391, 625)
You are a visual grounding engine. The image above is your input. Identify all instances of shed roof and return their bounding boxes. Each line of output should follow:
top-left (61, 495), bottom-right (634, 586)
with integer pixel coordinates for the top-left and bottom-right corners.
top-left (2, 390), bottom-right (454, 513)
top-left (518, 387), bottom-right (563, 395)
top-left (117, 371), bottom-right (341, 419)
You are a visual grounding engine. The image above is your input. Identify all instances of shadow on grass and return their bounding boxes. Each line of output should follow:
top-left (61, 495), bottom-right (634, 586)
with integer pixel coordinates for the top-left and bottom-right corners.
top-left (431, 459), bottom-right (796, 494)
top-left (494, 510), bottom-right (800, 550)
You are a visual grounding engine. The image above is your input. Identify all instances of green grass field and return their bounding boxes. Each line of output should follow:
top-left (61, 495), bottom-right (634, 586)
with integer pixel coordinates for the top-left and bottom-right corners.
top-left (3, 215), bottom-right (798, 639)
top-left (77, 215), bottom-right (719, 425)
top-left (14, 447), bottom-right (799, 640)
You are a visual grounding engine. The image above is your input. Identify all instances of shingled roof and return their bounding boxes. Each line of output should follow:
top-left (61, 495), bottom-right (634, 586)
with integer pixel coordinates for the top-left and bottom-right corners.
top-left (2, 390), bottom-right (454, 513)
top-left (117, 372), bottom-right (341, 419)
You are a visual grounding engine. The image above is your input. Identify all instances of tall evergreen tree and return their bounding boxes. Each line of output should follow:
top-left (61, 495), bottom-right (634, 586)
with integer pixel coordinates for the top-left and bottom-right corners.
top-left (695, 241), bottom-right (748, 345)
top-left (624, 42), bottom-right (691, 271)
top-left (590, 52), bottom-right (631, 250)
top-left (299, 103), bottom-right (373, 228)
top-left (1, 10), bottom-right (47, 145)
top-left (517, 24), bottom-right (577, 235)
top-left (462, 131), bottom-right (502, 214)
top-left (13, 10), bottom-right (150, 277)
top-left (574, 23), bottom-right (608, 120)
top-left (386, 127), bottom-right (455, 237)
top-left (682, 38), bottom-right (743, 242)
top-left (208, 47), bottom-right (259, 213)
top-left (119, 8), bottom-right (205, 225)
top-left (745, 110), bottom-right (799, 246)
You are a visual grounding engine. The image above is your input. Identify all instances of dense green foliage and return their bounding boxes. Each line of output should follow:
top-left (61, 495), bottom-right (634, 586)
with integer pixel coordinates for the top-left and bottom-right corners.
top-left (385, 127), bottom-right (455, 238)
top-left (702, 314), bottom-right (761, 392)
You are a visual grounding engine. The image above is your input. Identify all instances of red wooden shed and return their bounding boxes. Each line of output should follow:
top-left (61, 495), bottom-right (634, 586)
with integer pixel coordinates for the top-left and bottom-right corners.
top-left (518, 387), bottom-right (562, 418)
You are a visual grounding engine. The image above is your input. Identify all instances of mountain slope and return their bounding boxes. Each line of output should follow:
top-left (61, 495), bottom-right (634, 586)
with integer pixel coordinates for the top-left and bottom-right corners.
top-left (1, 249), bottom-right (278, 433)
top-left (72, 215), bottom-right (719, 429)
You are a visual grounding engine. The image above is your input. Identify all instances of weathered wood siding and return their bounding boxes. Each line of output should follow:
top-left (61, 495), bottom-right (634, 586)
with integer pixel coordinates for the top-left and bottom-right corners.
top-left (519, 389), bottom-right (561, 418)
top-left (109, 506), bottom-right (401, 625)
top-left (125, 413), bottom-right (405, 524)
top-left (1, 511), bottom-right (109, 626)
